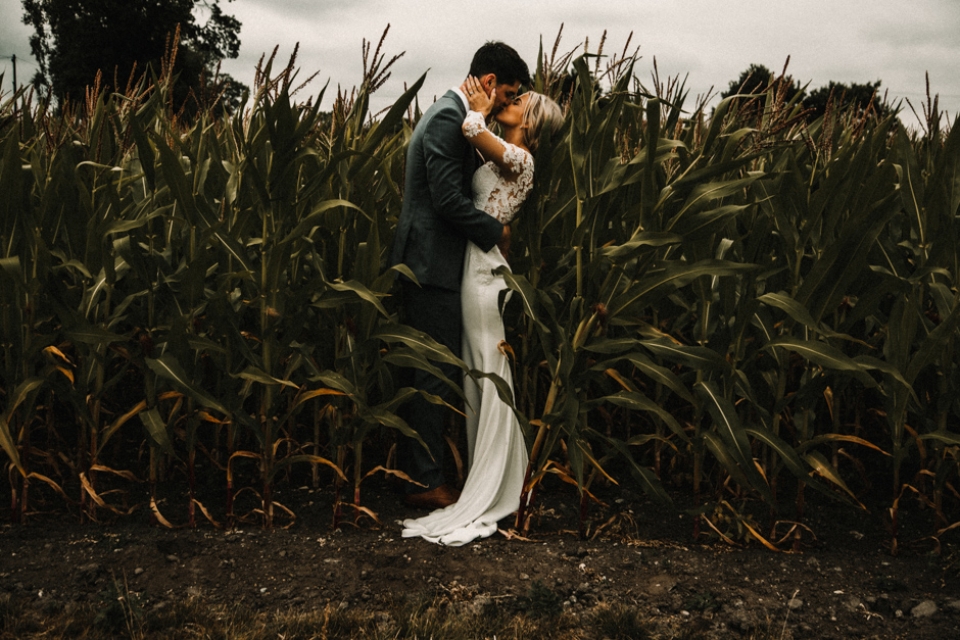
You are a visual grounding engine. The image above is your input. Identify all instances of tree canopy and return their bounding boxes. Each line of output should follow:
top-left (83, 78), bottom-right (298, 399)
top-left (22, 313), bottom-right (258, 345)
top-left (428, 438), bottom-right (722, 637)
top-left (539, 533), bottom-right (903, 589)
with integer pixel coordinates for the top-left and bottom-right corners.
top-left (802, 80), bottom-right (889, 120)
top-left (21, 0), bottom-right (244, 111)
top-left (719, 63), bottom-right (803, 104)
top-left (721, 62), bottom-right (891, 122)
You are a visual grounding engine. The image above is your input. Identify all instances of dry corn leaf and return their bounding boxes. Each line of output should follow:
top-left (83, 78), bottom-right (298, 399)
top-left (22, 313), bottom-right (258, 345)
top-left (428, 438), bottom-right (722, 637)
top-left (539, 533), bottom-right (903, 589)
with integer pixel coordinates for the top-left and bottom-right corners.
top-left (26, 472), bottom-right (70, 501)
top-left (150, 497), bottom-right (175, 528)
top-left (192, 499), bottom-right (222, 528)
top-left (90, 464), bottom-right (140, 483)
top-left (361, 464), bottom-right (427, 488)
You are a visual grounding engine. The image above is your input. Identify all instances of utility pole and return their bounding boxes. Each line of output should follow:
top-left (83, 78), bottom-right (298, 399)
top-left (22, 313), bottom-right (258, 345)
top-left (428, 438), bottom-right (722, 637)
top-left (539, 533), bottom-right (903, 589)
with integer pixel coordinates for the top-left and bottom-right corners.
top-left (5, 54), bottom-right (21, 113)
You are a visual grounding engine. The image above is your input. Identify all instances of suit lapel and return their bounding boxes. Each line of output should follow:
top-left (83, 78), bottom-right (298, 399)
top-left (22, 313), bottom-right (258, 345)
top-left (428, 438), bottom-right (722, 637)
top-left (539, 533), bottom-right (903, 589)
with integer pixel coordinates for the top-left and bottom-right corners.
top-left (443, 89), bottom-right (467, 116)
top-left (439, 90), bottom-right (485, 185)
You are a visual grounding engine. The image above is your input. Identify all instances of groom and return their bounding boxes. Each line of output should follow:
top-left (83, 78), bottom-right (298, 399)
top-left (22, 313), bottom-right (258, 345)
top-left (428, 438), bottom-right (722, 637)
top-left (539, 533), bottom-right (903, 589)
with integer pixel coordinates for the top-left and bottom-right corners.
top-left (390, 42), bottom-right (530, 510)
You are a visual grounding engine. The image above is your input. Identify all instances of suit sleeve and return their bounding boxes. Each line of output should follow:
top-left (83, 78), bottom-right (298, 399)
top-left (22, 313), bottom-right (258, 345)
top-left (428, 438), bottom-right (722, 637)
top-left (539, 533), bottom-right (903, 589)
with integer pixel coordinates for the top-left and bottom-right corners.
top-left (422, 105), bottom-right (505, 253)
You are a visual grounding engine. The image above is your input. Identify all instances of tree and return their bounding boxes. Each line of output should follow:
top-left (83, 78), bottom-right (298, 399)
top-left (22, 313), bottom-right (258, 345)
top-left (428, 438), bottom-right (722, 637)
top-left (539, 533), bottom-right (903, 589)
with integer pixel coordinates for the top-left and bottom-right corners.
top-left (21, 0), bottom-right (244, 112)
top-left (720, 63), bottom-right (803, 103)
top-left (721, 64), bottom-right (892, 123)
top-left (802, 80), bottom-right (890, 120)
top-left (718, 63), bottom-right (805, 125)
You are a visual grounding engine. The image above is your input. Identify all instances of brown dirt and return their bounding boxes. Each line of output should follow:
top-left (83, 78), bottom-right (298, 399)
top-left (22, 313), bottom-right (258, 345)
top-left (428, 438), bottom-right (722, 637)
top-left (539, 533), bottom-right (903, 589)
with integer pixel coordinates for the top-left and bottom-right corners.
top-left (1, 476), bottom-right (958, 639)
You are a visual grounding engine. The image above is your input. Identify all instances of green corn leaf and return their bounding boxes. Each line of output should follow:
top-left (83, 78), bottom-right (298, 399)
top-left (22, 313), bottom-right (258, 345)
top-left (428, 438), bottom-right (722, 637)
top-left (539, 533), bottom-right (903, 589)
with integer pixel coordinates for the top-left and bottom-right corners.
top-left (696, 381), bottom-right (756, 473)
top-left (610, 259), bottom-right (758, 318)
top-left (600, 434), bottom-right (672, 505)
top-left (381, 350), bottom-right (464, 401)
top-left (923, 114), bottom-right (960, 258)
top-left (313, 370), bottom-right (361, 397)
top-left (757, 293), bottom-right (832, 339)
top-left (670, 173), bottom-right (762, 222)
top-left (139, 407), bottom-right (175, 456)
top-left (0, 257), bottom-right (22, 280)
top-left (851, 356), bottom-right (913, 395)
top-left (642, 338), bottom-right (729, 373)
top-left (794, 191), bottom-right (900, 323)
top-left (495, 267), bottom-right (553, 334)
top-left (701, 431), bottom-right (758, 495)
top-left (186, 335), bottom-right (227, 355)
top-left (669, 204), bottom-right (752, 239)
top-left (582, 337), bottom-right (644, 354)
top-left (383, 263), bottom-right (419, 286)
top-left (567, 433), bottom-right (586, 491)
top-left (153, 134), bottom-right (200, 226)
top-left (356, 72), bottom-right (427, 161)
top-left (894, 127), bottom-right (926, 249)
top-left (236, 366), bottom-right (300, 388)
top-left (209, 225), bottom-right (254, 276)
top-left (699, 94), bottom-right (739, 154)
top-left (324, 279), bottom-right (389, 318)
top-left (624, 434), bottom-right (678, 449)
top-left (763, 338), bottom-right (878, 388)
top-left (639, 97), bottom-right (661, 222)
top-left (698, 390), bottom-right (774, 504)
top-left (758, 292), bottom-right (864, 343)
top-left (0, 378), bottom-right (45, 475)
top-left (368, 387), bottom-right (419, 416)
top-left (127, 111), bottom-right (156, 191)
top-left (628, 354), bottom-right (696, 403)
top-left (64, 325), bottom-right (128, 346)
top-left (312, 290), bottom-right (368, 310)
top-left (104, 216), bottom-right (155, 236)
top-left (919, 431), bottom-right (960, 447)
top-left (146, 354), bottom-right (229, 415)
top-left (805, 451), bottom-right (863, 506)
top-left (282, 199), bottom-right (370, 244)
top-left (468, 369), bottom-right (525, 424)
top-left (600, 231), bottom-right (682, 263)
top-left (372, 325), bottom-right (466, 371)
top-left (797, 434), bottom-right (889, 456)
top-left (0, 131), bottom-right (23, 225)
top-left (743, 426), bottom-right (810, 481)
top-left (905, 293), bottom-right (960, 384)
top-left (360, 402), bottom-right (417, 433)
top-left (746, 428), bottom-right (876, 509)
top-left (596, 391), bottom-right (687, 441)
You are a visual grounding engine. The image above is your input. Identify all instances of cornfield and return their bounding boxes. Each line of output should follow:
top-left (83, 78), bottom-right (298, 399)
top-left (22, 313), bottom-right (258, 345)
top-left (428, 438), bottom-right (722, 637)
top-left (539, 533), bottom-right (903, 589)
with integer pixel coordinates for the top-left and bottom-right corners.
top-left (1, 31), bottom-right (958, 553)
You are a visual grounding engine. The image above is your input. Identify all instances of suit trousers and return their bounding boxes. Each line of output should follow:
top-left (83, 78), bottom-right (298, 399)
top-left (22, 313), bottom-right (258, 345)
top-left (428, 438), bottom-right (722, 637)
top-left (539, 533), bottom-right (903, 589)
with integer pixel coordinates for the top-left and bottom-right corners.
top-left (396, 280), bottom-right (463, 493)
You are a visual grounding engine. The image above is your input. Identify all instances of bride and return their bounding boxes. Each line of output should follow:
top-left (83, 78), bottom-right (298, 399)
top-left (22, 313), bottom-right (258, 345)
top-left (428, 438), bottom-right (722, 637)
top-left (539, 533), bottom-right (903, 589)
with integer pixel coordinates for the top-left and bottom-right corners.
top-left (402, 77), bottom-right (563, 546)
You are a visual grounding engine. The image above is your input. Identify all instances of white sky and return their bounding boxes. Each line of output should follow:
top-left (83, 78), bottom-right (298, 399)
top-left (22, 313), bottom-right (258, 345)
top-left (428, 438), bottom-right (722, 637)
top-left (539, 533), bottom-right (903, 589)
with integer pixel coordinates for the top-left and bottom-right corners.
top-left (2, 0), bottom-right (958, 126)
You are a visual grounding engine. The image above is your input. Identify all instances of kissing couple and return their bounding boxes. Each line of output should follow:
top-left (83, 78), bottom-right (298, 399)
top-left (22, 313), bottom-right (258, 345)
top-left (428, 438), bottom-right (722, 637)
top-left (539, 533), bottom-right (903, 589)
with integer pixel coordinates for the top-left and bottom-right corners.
top-left (390, 42), bottom-right (563, 546)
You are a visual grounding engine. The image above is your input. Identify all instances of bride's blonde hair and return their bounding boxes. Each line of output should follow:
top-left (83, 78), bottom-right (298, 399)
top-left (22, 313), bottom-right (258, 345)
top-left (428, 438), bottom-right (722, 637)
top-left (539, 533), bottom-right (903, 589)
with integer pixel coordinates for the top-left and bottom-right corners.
top-left (522, 93), bottom-right (564, 153)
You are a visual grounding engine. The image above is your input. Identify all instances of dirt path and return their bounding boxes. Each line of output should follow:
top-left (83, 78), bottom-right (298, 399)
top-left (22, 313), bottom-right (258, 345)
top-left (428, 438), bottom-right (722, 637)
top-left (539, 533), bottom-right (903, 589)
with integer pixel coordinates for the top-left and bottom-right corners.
top-left (1, 481), bottom-right (958, 639)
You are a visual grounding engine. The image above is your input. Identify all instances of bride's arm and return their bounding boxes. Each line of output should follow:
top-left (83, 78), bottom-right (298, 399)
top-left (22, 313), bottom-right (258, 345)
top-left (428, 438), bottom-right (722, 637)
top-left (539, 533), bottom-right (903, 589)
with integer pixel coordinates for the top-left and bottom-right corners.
top-left (459, 78), bottom-right (525, 180)
top-left (462, 112), bottom-right (526, 180)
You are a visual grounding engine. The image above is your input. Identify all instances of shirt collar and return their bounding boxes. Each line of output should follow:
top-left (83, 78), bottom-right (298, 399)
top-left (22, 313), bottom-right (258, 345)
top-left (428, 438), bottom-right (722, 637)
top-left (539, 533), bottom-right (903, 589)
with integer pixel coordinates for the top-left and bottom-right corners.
top-left (452, 86), bottom-right (469, 111)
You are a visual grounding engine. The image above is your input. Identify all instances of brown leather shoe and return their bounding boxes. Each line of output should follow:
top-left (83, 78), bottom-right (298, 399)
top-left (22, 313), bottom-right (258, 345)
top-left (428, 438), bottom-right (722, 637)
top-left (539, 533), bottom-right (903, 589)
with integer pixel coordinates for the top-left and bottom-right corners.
top-left (404, 484), bottom-right (460, 510)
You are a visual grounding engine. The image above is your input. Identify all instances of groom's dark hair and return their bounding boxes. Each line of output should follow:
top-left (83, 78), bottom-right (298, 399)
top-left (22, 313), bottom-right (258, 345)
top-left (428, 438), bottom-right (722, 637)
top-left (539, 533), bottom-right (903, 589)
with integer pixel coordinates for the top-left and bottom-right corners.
top-left (469, 42), bottom-right (530, 87)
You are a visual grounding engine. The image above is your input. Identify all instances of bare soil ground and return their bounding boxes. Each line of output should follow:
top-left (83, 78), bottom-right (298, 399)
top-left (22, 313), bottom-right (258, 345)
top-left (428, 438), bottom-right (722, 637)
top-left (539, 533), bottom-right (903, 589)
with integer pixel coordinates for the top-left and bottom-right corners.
top-left (1, 475), bottom-right (958, 639)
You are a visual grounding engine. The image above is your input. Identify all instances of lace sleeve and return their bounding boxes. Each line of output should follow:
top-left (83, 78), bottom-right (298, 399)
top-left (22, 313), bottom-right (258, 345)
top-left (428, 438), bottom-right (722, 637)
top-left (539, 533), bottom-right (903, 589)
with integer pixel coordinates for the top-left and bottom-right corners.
top-left (508, 145), bottom-right (535, 205)
top-left (476, 143), bottom-right (533, 224)
top-left (463, 111), bottom-right (486, 138)
top-left (502, 144), bottom-right (530, 176)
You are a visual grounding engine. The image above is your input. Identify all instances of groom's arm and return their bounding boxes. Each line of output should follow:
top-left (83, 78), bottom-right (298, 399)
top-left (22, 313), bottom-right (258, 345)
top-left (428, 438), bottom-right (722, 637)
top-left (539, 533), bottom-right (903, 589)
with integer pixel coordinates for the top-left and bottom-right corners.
top-left (423, 105), bottom-right (505, 253)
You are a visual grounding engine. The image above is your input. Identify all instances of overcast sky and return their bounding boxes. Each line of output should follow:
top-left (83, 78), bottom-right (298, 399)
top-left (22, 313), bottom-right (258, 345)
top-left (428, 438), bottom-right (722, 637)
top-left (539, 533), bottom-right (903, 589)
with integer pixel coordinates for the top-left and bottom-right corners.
top-left (2, 0), bottom-right (958, 126)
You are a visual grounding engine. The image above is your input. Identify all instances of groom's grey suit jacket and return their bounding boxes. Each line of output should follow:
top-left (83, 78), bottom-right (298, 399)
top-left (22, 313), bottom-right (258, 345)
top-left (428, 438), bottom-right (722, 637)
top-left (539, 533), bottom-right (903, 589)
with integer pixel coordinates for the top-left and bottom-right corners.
top-left (390, 90), bottom-right (504, 291)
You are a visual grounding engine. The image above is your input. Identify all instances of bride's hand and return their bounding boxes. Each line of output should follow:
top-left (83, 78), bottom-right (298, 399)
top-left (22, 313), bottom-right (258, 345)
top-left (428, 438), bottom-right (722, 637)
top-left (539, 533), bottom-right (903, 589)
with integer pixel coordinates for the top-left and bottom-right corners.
top-left (497, 223), bottom-right (510, 260)
top-left (460, 76), bottom-right (495, 118)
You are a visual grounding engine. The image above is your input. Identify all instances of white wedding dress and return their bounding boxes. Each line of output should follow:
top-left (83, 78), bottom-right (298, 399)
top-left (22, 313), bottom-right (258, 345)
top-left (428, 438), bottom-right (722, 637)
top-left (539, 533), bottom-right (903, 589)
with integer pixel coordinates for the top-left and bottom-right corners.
top-left (402, 112), bottom-right (533, 546)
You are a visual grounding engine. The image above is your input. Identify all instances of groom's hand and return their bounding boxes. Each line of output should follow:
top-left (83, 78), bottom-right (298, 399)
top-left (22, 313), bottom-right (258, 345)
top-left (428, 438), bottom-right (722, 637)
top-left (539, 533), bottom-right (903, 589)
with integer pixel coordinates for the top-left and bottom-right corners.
top-left (497, 224), bottom-right (511, 260)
